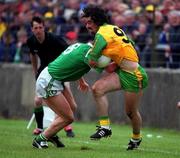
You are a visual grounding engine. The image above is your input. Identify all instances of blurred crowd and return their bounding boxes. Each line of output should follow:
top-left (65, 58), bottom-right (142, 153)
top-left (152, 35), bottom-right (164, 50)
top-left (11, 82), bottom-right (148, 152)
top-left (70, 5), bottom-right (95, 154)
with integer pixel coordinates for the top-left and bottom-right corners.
top-left (0, 0), bottom-right (180, 68)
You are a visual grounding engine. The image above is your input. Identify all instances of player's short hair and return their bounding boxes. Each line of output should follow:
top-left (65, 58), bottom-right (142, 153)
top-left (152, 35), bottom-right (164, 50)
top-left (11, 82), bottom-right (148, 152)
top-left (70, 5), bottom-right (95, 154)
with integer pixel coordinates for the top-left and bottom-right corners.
top-left (81, 4), bottom-right (109, 26)
top-left (31, 16), bottom-right (44, 27)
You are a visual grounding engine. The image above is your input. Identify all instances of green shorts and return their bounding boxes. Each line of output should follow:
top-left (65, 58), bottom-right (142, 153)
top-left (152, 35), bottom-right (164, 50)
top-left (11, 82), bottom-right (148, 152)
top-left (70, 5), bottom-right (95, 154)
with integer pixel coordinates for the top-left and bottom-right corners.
top-left (115, 65), bottom-right (148, 92)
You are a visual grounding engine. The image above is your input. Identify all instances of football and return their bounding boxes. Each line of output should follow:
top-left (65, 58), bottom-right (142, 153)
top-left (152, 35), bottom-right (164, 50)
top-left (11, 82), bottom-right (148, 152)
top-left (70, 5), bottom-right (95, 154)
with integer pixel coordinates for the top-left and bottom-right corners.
top-left (97, 55), bottom-right (111, 68)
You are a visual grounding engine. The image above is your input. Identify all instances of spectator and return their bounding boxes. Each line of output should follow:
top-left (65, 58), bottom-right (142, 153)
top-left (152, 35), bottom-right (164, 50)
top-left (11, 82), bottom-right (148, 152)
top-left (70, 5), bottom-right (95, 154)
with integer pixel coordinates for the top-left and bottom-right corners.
top-left (156, 23), bottom-right (170, 68)
top-left (130, 0), bottom-right (142, 14)
top-left (0, 16), bottom-right (6, 38)
top-left (165, 10), bottom-right (180, 68)
top-left (14, 28), bottom-right (30, 64)
top-left (132, 23), bottom-right (150, 67)
top-left (123, 9), bottom-right (139, 37)
top-left (154, 11), bottom-right (165, 67)
top-left (0, 33), bottom-right (16, 62)
top-left (159, 0), bottom-right (175, 17)
top-left (112, 14), bottom-right (125, 29)
top-left (65, 31), bottom-right (78, 44)
top-left (0, 0), bottom-right (179, 68)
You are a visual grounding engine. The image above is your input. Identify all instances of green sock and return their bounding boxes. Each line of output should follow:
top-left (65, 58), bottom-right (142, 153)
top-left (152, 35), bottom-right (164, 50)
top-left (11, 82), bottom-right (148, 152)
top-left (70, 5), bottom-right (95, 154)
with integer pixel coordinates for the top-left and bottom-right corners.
top-left (36, 133), bottom-right (47, 141)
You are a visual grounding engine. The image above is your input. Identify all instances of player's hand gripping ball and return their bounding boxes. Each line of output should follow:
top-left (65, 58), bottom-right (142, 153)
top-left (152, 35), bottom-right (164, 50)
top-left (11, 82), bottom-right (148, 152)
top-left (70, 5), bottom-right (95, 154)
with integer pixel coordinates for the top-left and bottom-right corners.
top-left (97, 55), bottom-right (111, 68)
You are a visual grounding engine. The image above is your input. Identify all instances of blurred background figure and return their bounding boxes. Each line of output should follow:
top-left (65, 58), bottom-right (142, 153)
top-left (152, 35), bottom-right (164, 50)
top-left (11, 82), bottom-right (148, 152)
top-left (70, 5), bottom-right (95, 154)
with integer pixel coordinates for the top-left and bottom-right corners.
top-left (0, 15), bottom-right (7, 39)
top-left (156, 23), bottom-right (170, 68)
top-left (132, 23), bottom-right (150, 67)
top-left (65, 31), bottom-right (78, 45)
top-left (14, 28), bottom-right (30, 64)
top-left (0, 32), bottom-right (16, 62)
top-left (0, 0), bottom-right (179, 68)
top-left (165, 10), bottom-right (180, 69)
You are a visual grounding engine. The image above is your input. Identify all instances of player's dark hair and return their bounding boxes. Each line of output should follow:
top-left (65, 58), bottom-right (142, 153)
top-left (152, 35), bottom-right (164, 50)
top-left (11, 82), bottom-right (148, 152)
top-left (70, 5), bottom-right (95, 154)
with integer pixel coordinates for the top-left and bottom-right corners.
top-left (31, 16), bottom-right (44, 27)
top-left (82, 4), bottom-right (109, 26)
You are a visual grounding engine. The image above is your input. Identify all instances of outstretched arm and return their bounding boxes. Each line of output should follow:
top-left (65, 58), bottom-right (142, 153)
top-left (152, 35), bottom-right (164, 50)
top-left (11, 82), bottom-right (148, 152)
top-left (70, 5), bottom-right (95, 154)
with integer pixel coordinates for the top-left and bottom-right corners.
top-left (78, 77), bottom-right (90, 92)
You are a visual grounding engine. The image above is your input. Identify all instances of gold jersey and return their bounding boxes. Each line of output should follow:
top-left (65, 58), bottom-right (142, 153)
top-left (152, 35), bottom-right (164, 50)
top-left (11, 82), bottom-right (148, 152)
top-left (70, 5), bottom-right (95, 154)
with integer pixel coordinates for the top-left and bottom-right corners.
top-left (96, 24), bottom-right (139, 64)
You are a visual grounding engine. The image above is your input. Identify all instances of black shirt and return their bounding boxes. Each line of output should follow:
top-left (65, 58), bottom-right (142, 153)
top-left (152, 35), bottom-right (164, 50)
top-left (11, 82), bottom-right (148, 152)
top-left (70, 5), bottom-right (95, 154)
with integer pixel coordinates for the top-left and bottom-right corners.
top-left (27, 32), bottom-right (68, 77)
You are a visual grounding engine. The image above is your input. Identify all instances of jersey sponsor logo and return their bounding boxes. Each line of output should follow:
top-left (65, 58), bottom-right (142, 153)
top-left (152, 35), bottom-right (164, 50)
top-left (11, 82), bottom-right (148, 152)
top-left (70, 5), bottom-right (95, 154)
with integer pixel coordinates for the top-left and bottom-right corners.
top-left (47, 90), bottom-right (58, 97)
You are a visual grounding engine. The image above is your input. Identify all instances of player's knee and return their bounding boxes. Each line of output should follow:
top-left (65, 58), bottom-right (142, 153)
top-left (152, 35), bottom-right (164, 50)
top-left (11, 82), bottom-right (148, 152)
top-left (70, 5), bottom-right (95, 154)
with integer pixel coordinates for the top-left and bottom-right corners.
top-left (126, 110), bottom-right (139, 120)
top-left (34, 97), bottom-right (43, 107)
top-left (69, 101), bottom-right (77, 112)
top-left (92, 84), bottom-right (104, 97)
top-left (72, 103), bottom-right (77, 112)
top-left (126, 111), bottom-right (133, 119)
top-left (66, 115), bottom-right (74, 124)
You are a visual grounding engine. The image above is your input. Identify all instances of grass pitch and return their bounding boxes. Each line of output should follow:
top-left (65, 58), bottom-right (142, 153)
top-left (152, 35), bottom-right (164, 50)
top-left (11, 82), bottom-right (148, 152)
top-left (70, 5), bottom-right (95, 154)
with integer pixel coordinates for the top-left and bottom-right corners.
top-left (0, 119), bottom-right (180, 158)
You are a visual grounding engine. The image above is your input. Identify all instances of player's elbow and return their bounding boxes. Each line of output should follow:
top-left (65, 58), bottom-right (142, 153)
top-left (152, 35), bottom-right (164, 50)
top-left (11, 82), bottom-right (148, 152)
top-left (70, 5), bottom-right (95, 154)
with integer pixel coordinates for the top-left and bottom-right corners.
top-left (88, 60), bottom-right (97, 67)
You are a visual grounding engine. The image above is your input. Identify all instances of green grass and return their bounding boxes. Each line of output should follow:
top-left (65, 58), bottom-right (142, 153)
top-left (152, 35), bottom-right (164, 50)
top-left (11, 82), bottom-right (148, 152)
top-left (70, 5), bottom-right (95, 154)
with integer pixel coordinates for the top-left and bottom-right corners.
top-left (0, 119), bottom-right (180, 158)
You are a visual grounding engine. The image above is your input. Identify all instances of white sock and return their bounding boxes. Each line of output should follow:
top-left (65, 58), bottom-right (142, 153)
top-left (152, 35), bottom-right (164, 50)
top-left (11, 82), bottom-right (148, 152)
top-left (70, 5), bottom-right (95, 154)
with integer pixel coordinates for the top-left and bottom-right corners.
top-left (101, 126), bottom-right (111, 130)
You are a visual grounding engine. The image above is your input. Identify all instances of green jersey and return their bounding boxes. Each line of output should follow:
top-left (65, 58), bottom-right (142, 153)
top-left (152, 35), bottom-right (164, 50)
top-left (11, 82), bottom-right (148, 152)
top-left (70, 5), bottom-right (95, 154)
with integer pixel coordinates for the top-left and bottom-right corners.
top-left (48, 43), bottom-right (91, 81)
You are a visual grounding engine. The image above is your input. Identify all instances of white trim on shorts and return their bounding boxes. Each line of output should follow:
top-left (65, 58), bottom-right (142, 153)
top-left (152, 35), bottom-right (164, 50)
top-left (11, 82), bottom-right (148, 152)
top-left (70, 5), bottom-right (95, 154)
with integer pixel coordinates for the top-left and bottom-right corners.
top-left (36, 67), bottom-right (64, 98)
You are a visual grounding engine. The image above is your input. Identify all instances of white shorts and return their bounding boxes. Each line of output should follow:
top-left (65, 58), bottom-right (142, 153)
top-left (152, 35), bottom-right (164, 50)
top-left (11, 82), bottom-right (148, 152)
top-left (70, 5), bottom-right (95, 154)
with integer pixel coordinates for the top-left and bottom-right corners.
top-left (36, 67), bottom-right (64, 98)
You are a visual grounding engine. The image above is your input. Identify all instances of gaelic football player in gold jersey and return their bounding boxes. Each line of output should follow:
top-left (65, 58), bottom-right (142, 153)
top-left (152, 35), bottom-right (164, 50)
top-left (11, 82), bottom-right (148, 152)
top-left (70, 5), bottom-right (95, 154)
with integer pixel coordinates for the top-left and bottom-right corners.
top-left (81, 4), bottom-right (148, 150)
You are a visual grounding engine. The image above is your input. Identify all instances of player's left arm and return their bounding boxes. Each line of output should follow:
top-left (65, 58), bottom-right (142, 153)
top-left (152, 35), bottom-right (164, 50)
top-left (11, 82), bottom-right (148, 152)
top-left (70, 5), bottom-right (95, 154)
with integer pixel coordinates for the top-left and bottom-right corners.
top-left (88, 34), bottom-right (107, 67)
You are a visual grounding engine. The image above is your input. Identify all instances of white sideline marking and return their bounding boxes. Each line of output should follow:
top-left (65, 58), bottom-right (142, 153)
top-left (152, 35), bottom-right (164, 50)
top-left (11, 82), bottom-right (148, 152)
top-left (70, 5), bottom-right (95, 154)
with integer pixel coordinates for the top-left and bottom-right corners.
top-left (66, 139), bottom-right (99, 145)
top-left (139, 147), bottom-right (180, 156)
top-left (66, 139), bottom-right (180, 156)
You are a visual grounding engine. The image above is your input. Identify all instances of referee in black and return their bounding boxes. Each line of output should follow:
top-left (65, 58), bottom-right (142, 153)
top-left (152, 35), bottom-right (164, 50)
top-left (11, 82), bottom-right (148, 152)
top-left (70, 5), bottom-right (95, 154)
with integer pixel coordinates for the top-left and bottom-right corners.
top-left (27, 16), bottom-right (76, 147)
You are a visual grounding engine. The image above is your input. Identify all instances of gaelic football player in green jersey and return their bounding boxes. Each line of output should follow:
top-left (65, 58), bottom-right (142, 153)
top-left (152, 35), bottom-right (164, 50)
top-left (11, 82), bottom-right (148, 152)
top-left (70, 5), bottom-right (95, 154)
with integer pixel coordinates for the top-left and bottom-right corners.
top-left (28, 16), bottom-right (75, 138)
top-left (32, 43), bottom-right (93, 149)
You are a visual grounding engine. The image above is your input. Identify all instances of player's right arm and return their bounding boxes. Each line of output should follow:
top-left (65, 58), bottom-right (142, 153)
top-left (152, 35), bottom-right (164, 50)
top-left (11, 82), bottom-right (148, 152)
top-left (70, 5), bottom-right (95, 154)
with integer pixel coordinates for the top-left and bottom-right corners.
top-left (29, 53), bottom-right (38, 77)
top-left (27, 37), bottom-right (39, 77)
